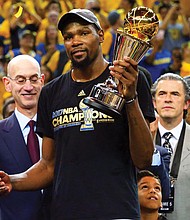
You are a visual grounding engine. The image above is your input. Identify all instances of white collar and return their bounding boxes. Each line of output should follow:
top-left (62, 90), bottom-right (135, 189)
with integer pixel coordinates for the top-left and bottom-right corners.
top-left (158, 120), bottom-right (184, 140)
top-left (15, 108), bottom-right (37, 132)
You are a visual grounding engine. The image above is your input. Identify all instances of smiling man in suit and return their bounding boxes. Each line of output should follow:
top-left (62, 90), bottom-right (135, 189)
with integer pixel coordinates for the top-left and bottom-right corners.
top-left (0, 55), bottom-right (45, 220)
top-left (151, 73), bottom-right (190, 220)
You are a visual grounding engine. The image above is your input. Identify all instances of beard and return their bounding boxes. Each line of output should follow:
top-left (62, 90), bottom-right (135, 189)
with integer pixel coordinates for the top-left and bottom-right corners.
top-left (71, 56), bottom-right (91, 68)
top-left (70, 48), bottom-right (99, 69)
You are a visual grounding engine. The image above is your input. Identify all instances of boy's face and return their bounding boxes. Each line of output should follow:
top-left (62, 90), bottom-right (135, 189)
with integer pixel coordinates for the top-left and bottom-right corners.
top-left (138, 176), bottom-right (162, 211)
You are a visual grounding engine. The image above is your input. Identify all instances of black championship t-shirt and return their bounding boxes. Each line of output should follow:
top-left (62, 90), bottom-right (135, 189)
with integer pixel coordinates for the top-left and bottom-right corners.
top-left (37, 65), bottom-right (155, 220)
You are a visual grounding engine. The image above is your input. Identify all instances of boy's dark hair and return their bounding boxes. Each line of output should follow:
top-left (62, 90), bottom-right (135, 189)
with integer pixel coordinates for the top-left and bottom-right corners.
top-left (137, 170), bottom-right (161, 184)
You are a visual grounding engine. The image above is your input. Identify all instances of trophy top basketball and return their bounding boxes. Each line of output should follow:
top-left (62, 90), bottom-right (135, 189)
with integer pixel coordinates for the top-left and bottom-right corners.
top-left (83, 6), bottom-right (159, 117)
top-left (124, 6), bottom-right (159, 42)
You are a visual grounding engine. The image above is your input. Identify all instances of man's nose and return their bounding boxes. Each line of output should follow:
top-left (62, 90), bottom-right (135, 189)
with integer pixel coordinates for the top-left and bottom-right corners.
top-left (72, 35), bottom-right (82, 44)
top-left (165, 93), bottom-right (172, 101)
top-left (23, 79), bottom-right (34, 89)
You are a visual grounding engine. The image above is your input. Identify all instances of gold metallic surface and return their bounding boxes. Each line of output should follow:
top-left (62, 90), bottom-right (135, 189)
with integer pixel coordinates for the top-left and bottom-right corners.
top-left (124, 6), bottom-right (159, 42)
top-left (114, 6), bottom-right (159, 63)
top-left (83, 7), bottom-right (159, 116)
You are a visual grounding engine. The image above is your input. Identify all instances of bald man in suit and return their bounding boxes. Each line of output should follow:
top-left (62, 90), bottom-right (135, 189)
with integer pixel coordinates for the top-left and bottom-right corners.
top-left (0, 55), bottom-right (45, 220)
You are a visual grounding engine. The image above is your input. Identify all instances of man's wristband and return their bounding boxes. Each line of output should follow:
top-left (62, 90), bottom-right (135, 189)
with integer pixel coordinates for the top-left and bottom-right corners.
top-left (125, 94), bottom-right (137, 104)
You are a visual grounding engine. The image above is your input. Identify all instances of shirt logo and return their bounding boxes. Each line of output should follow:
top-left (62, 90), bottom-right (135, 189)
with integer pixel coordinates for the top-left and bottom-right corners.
top-left (78, 90), bottom-right (86, 97)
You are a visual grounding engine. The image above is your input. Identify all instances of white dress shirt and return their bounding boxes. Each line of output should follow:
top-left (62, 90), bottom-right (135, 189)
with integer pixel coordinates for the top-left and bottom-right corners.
top-left (14, 108), bottom-right (42, 157)
top-left (158, 120), bottom-right (183, 154)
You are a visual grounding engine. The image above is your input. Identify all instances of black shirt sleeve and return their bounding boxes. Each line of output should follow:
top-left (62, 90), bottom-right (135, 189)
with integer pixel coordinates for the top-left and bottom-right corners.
top-left (137, 70), bottom-right (155, 123)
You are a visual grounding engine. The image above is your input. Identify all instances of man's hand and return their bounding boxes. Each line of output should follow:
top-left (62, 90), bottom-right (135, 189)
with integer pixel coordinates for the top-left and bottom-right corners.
top-left (0, 171), bottom-right (12, 195)
top-left (109, 56), bottom-right (138, 100)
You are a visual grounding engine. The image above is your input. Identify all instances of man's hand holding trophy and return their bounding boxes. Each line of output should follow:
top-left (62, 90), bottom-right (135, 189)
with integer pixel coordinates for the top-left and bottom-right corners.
top-left (83, 6), bottom-right (159, 117)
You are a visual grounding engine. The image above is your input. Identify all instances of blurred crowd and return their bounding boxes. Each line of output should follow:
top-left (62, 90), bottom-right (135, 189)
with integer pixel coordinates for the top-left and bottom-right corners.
top-left (1, 0), bottom-right (190, 119)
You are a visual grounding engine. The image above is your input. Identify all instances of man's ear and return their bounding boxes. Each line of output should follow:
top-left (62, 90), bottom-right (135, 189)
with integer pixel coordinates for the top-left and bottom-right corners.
top-left (40, 74), bottom-right (45, 86)
top-left (2, 76), bottom-right (12, 92)
top-left (98, 29), bottom-right (104, 43)
top-left (184, 99), bottom-right (190, 110)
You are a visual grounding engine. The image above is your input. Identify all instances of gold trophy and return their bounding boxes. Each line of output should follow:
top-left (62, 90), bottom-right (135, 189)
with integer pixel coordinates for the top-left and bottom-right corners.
top-left (83, 6), bottom-right (159, 117)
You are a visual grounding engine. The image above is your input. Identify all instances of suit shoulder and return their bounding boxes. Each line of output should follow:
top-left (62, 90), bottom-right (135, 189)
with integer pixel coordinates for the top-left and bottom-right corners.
top-left (0, 117), bottom-right (8, 128)
top-left (0, 114), bottom-right (16, 131)
top-left (185, 123), bottom-right (190, 131)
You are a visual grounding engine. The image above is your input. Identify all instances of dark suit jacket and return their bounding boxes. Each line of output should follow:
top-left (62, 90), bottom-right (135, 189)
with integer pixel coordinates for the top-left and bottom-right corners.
top-left (148, 145), bottom-right (171, 201)
top-left (0, 113), bottom-right (42, 220)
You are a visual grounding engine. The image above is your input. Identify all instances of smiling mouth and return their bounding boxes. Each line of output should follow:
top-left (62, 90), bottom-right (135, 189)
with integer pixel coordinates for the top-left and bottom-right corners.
top-left (22, 93), bottom-right (36, 97)
top-left (149, 196), bottom-right (158, 200)
top-left (150, 198), bottom-right (157, 200)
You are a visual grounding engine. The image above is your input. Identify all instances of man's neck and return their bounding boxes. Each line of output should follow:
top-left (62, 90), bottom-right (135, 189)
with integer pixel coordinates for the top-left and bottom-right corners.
top-left (16, 107), bottom-right (37, 119)
top-left (72, 57), bottom-right (108, 82)
top-left (159, 117), bottom-right (183, 130)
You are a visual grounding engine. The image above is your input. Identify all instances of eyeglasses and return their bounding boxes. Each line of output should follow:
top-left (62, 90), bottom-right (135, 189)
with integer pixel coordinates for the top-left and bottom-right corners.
top-left (8, 74), bottom-right (42, 85)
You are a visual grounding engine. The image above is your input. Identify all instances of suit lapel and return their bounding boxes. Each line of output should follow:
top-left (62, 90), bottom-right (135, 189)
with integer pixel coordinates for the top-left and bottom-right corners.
top-left (181, 123), bottom-right (190, 162)
top-left (2, 113), bottom-right (33, 169)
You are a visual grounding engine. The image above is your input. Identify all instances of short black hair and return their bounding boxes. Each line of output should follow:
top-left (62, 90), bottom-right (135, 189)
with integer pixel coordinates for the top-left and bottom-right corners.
top-left (137, 170), bottom-right (161, 184)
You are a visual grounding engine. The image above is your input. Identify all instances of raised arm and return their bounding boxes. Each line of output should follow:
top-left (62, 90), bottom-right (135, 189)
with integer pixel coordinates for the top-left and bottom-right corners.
top-left (125, 97), bottom-right (154, 169)
top-left (109, 57), bottom-right (154, 169)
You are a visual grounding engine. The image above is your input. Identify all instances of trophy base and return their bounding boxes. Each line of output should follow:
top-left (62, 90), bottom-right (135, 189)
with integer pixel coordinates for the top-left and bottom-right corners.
top-left (83, 84), bottom-right (125, 118)
top-left (83, 97), bottom-right (122, 118)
